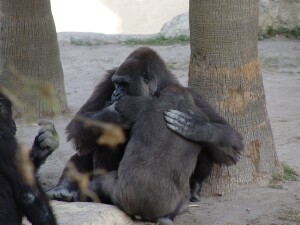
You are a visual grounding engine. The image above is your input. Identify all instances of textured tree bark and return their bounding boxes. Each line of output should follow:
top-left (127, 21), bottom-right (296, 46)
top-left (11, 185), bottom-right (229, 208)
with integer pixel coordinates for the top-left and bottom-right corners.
top-left (0, 0), bottom-right (68, 118)
top-left (189, 0), bottom-right (282, 196)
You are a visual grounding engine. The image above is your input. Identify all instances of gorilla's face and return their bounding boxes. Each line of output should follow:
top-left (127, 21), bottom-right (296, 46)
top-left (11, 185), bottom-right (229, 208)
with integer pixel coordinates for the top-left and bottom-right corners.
top-left (111, 51), bottom-right (158, 102)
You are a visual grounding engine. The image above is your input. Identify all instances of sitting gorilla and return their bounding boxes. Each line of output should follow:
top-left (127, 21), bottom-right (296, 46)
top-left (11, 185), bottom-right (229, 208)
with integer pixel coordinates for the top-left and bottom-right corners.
top-left (88, 84), bottom-right (231, 224)
top-left (48, 47), bottom-right (243, 204)
top-left (0, 91), bottom-right (58, 225)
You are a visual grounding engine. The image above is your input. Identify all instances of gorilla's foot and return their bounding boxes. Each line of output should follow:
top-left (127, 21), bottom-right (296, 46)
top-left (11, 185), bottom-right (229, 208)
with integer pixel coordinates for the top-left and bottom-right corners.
top-left (190, 182), bottom-right (202, 202)
top-left (190, 193), bottom-right (201, 202)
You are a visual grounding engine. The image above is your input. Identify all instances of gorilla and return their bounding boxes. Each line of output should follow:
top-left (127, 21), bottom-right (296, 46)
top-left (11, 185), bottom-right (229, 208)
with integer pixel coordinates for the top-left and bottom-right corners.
top-left (0, 90), bottom-right (58, 225)
top-left (88, 84), bottom-right (217, 224)
top-left (47, 47), bottom-right (243, 205)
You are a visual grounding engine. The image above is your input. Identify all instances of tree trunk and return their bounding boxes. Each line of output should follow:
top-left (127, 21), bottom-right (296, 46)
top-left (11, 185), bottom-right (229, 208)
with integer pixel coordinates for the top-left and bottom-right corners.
top-left (0, 0), bottom-right (68, 118)
top-left (189, 0), bottom-right (282, 196)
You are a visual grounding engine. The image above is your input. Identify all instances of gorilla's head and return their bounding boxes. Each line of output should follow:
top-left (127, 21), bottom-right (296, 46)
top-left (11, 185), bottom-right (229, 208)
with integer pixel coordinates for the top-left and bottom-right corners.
top-left (111, 47), bottom-right (179, 102)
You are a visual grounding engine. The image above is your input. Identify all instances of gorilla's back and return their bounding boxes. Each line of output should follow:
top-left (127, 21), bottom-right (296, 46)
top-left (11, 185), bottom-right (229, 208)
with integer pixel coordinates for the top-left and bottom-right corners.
top-left (116, 85), bottom-right (200, 219)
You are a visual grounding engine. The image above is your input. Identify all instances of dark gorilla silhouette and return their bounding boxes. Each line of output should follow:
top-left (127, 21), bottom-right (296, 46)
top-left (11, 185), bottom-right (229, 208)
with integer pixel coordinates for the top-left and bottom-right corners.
top-left (89, 85), bottom-right (210, 224)
top-left (47, 47), bottom-right (243, 204)
top-left (0, 91), bottom-right (58, 225)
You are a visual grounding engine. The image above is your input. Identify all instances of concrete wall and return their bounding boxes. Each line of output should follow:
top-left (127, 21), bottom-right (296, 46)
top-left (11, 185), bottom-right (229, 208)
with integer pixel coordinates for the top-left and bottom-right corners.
top-left (50, 0), bottom-right (188, 34)
top-left (51, 0), bottom-right (299, 35)
top-left (259, 0), bottom-right (300, 32)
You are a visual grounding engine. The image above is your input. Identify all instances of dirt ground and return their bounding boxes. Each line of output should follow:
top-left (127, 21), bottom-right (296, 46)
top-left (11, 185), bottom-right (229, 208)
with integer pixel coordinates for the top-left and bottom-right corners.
top-left (17, 37), bottom-right (300, 225)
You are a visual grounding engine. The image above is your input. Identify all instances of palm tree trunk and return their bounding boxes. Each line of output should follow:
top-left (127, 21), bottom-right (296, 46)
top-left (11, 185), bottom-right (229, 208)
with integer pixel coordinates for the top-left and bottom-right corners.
top-left (189, 0), bottom-right (282, 196)
top-left (0, 0), bottom-right (68, 118)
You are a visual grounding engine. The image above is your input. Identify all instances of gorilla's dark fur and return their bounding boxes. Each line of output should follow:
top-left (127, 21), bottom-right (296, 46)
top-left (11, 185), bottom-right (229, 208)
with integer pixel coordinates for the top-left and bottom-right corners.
top-left (0, 91), bottom-right (57, 225)
top-left (89, 85), bottom-right (207, 224)
top-left (48, 47), bottom-right (243, 213)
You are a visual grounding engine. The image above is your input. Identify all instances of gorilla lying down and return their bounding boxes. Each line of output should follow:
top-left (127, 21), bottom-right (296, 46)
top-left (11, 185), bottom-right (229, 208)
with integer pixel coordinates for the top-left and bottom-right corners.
top-left (0, 91), bottom-right (58, 225)
top-left (48, 47), bottom-right (243, 224)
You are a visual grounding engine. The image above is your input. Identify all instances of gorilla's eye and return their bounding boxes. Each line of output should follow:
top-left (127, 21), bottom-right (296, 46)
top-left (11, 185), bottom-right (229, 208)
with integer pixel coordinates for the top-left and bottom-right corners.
top-left (114, 82), bottom-right (129, 90)
top-left (142, 72), bottom-right (150, 84)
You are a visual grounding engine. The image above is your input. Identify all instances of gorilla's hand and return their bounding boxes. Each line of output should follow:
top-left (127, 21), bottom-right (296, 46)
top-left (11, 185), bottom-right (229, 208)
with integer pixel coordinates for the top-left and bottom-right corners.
top-left (31, 120), bottom-right (59, 170)
top-left (89, 101), bottom-right (125, 125)
top-left (107, 101), bottom-right (119, 113)
top-left (164, 109), bottom-right (211, 143)
top-left (36, 120), bottom-right (59, 151)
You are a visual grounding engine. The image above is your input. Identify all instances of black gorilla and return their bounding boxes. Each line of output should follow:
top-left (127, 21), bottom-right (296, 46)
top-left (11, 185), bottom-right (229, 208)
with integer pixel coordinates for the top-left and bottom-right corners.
top-left (89, 85), bottom-right (211, 224)
top-left (48, 47), bottom-right (243, 203)
top-left (0, 91), bottom-right (58, 225)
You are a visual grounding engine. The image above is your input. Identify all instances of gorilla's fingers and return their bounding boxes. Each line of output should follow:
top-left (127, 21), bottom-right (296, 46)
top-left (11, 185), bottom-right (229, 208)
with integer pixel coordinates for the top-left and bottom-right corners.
top-left (38, 120), bottom-right (58, 137)
top-left (166, 109), bottom-right (193, 121)
top-left (39, 138), bottom-right (59, 150)
top-left (31, 121), bottom-right (59, 169)
top-left (166, 120), bottom-right (190, 134)
top-left (37, 126), bottom-right (59, 151)
top-left (37, 131), bottom-right (52, 142)
top-left (164, 115), bottom-right (184, 128)
top-left (33, 149), bottom-right (51, 161)
top-left (38, 125), bottom-right (56, 135)
top-left (47, 186), bottom-right (79, 202)
top-left (167, 123), bottom-right (179, 132)
top-left (164, 111), bottom-right (192, 129)
top-left (107, 101), bottom-right (118, 112)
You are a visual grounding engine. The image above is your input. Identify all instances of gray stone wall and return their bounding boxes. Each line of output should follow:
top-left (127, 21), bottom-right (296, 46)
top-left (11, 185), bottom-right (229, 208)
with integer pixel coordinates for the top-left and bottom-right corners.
top-left (259, 0), bottom-right (300, 32)
top-left (160, 0), bottom-right (300, 38)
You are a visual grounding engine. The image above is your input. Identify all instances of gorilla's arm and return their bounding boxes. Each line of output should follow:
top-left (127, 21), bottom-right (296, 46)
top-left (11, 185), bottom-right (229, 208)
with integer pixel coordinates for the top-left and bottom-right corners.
top-left (65, 70), bottom-right (116, 155)
top-left (47, 100), bottom-right (140, 202)
top-left (164, 89), bottom-right (244, 202)
top-left (164, 89), bottom-right (244, 165)
top-left (47, 71), bottom-right (126, 202)
top-left (81, 96), bottom-right (148, 129)
top-left (164, 110), bottom-right (242, 151)
top-left (0, 94), bottom-right (57, 224)
top-left (30, 120), bottom-right (59, 171)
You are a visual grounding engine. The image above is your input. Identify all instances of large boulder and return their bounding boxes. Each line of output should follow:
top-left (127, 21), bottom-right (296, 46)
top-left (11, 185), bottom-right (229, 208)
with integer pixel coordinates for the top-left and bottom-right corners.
top-left (259, 0), bottom-right (279, 32)
top-left (23, 201), bottom-right (141, 225)
top-left (259, 0), bottom-right (300, 33)
top-left (160, 12), bottom-right (189, 39)
top-left (159, 0), bottom-right (300, 38)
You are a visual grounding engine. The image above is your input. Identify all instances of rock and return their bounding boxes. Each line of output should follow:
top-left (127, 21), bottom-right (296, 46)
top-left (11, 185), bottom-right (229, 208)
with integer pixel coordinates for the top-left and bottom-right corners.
top-left (159, 0), bottom-right (300, 38)
top-left (277, 0), bottom-right (300, 29)
top-left (57, 1), bottom-right (299, 44)
top-left (258, 0), bottom-right (278, 33)
top-left (23, 201), bottom-right (140, 225)
top-left (160, 12), bottom-right (189, 39)
top-left (259, 0), bottom-right (300, 33)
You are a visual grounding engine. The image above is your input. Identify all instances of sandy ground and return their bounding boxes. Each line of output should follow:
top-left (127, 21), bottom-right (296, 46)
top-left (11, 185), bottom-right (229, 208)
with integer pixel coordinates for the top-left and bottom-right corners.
top-left (17, 37), bottom-right (300, 225)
